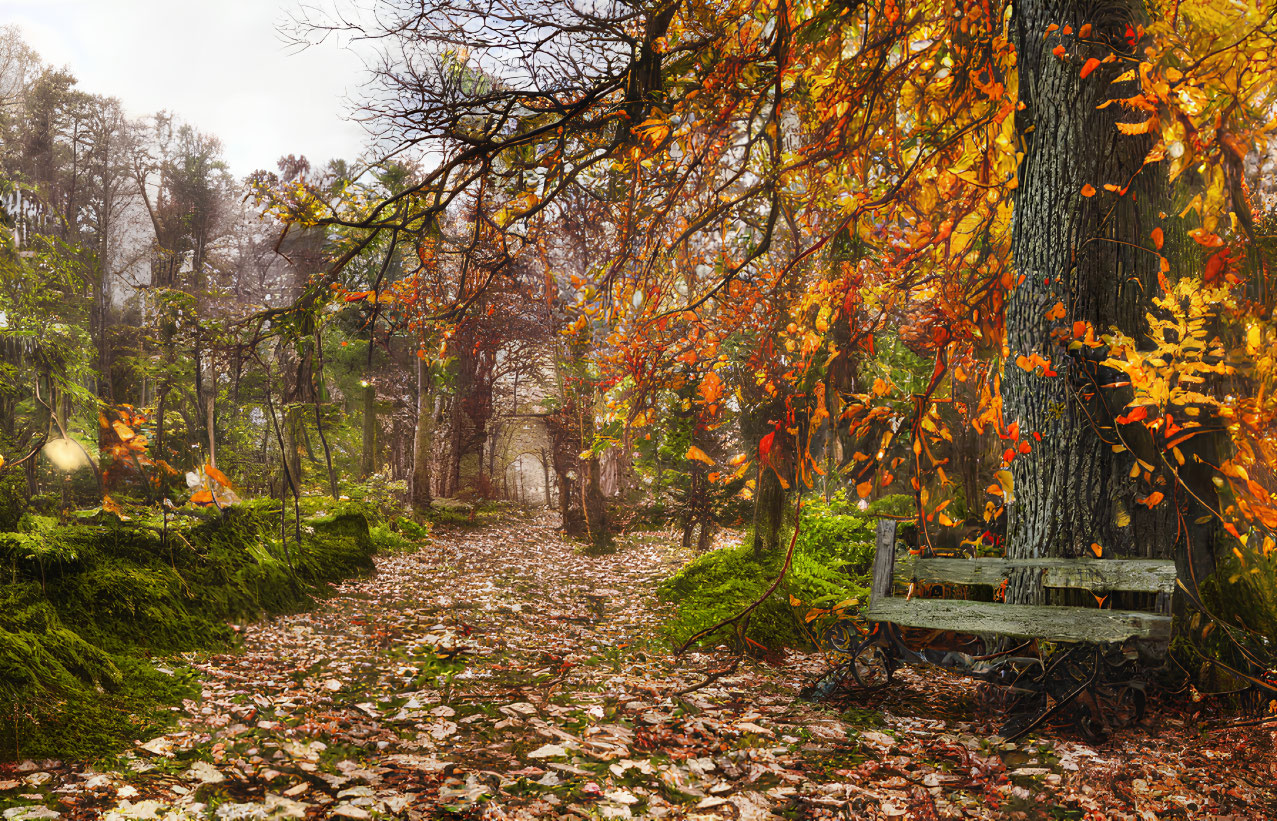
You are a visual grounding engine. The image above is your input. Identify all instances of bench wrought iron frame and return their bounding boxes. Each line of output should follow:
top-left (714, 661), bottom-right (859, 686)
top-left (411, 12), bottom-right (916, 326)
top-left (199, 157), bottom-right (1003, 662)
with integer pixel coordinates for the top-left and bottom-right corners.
top-left (826, 519), bottom-right (1176, 740)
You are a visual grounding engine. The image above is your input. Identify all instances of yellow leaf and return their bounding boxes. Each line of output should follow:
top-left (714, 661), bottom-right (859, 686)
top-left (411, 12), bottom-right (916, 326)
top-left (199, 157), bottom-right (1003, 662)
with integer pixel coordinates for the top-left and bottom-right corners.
top-left (1115, 504), bottom-right (1131, 527)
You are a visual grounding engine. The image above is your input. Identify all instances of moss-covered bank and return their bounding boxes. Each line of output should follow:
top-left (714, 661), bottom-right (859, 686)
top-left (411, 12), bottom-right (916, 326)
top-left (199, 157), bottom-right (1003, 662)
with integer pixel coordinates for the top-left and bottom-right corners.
top-left (658, 493), bottom-right (875, 651)
top-left (0, 499), bottom-right (388, 761)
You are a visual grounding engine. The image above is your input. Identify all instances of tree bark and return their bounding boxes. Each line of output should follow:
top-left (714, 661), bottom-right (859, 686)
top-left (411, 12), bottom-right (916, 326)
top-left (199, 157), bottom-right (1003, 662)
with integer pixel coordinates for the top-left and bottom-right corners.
top-left (412, 357), bottom-right (435, 513)
top-left (1003, 0), bottom-right (1178, 604)
top-left (361, 382), bottom-right (377, 479)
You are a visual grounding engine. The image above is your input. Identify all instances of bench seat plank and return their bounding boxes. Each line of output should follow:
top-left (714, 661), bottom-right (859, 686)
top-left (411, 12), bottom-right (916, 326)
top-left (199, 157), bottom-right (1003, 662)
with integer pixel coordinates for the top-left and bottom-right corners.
top-left (894, 556), bottom-right (1176, 593)
top-left (866, 597), bottom-right (1172, 644)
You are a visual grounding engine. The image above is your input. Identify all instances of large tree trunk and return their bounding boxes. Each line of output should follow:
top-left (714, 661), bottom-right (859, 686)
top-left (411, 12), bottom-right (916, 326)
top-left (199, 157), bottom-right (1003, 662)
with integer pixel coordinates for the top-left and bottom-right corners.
top-left (1003, 1), bottom-right (1180, 605)
top-left (205, 391), bottom-right (217, 469)
top-left (412, 358), bottom-right (435, 513)
top-left (361, 382), bottom-right (377, 479)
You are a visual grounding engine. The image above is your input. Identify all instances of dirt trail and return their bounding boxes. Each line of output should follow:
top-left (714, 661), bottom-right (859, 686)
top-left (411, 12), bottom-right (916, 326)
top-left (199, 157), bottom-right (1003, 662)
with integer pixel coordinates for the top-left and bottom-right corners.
top-left (2, 513), bottom-right (1273, 820)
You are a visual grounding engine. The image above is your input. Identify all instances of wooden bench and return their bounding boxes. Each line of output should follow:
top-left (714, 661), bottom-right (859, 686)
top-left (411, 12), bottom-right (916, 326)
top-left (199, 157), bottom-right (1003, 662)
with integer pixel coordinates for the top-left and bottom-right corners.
top-left (866, 519), bottom-right (1176, 648)
top-left (826, 519), bottom-right (1177, 739)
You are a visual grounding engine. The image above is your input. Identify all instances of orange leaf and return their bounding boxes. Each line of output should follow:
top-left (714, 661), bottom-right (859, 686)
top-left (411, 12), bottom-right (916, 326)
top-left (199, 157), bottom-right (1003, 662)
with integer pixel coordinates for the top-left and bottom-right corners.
top-left (1090, 542), bottom-right (1104, 557)
top-left (205, 464), bottom-right (233, 489)
top-left (856, 480), bottom-right (873, 498)
top-left (1079, 57), bottom-right (1101, 79)
top-left (1052, 44), bottom-right (1067, 58)
top-left (1018, 440), bottom-right (1032, 454)
top-left (1188, 228), bottom-right (1224, 247)
top-left (1137, 491), bottom-right (1165, 508)
top-left (986, 483), bottom-right (1003, 496)
top-left (1150, 227), bottom-right (1164, 250)
top-left (686, 445), bottom-right (714, 465)
top-left (112, 420), bottom-right (136, 441)
top-left (1045, 302), bottom-right (1066, 321)
top-left (1002, 448), bottom-right (1016, 464)
top-left (1080, 184), bottom-right (1097, 197)
top-left (1079, 23), bottom-right (1092, 37)
top-left (1224, 522), bottom-right (1242, 541)
top-left (190, 489), bottom-right (214, 505)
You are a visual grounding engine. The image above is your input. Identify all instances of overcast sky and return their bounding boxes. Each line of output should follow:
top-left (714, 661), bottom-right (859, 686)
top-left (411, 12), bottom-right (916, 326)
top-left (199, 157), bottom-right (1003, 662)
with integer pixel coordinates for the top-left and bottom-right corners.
top-left (2, 0), bottom-right (371, 178)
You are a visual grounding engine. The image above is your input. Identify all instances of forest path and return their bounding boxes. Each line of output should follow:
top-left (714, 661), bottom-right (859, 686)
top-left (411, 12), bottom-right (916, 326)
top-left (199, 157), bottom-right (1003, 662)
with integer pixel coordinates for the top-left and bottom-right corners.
top-left (7, 513), bottom-right (1274, 820)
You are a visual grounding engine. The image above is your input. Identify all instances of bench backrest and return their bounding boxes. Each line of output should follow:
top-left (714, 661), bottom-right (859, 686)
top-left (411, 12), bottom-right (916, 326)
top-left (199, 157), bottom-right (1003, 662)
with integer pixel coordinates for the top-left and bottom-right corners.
top-left (865, 519), bottom-right (1177, 646)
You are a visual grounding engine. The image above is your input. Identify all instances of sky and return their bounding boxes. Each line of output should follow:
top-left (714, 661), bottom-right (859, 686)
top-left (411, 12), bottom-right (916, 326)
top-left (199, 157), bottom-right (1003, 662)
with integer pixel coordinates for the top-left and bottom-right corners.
top-left (1, 0), bottom-right (371, 178)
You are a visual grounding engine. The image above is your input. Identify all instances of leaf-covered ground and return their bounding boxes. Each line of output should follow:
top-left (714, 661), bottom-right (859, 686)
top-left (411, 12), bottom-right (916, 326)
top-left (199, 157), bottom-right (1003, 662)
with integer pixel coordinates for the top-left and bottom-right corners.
top-left (2, 513), bottom-right (1274, 820)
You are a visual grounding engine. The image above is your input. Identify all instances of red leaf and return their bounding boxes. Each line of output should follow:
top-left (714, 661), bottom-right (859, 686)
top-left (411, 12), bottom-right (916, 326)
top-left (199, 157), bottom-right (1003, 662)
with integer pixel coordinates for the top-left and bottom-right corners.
top-left (759, 431), bottom-right (776, 462)
top-left (1203, 248), bottom-right (1231, 286)
top-left (1116, 405), bottom-right (1149, 424)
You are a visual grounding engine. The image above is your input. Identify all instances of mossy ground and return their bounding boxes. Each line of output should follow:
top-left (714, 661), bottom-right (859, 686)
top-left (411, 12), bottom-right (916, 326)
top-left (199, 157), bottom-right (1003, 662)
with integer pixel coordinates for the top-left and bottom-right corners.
top-left (0, 496), bottom-right (415, 761)
top-left (658, 493), bottom-right (875, 652)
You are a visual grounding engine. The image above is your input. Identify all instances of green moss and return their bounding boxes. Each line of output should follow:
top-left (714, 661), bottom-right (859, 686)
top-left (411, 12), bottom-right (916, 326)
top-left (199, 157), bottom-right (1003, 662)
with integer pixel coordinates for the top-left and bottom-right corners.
top-left (658, 497), bottom-right (873, 651)
top-left (394, 516), bottom-right (431, 541)
top-left (0, 501), bottom-right (381, 761)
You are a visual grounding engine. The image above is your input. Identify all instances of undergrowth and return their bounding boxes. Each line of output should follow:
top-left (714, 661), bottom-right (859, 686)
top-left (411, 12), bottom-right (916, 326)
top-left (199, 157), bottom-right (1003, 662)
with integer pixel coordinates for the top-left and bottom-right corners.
top-left (0, 496), bottom-right (410, 761)
top-left (659, 492), bottom-right (874, 652)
